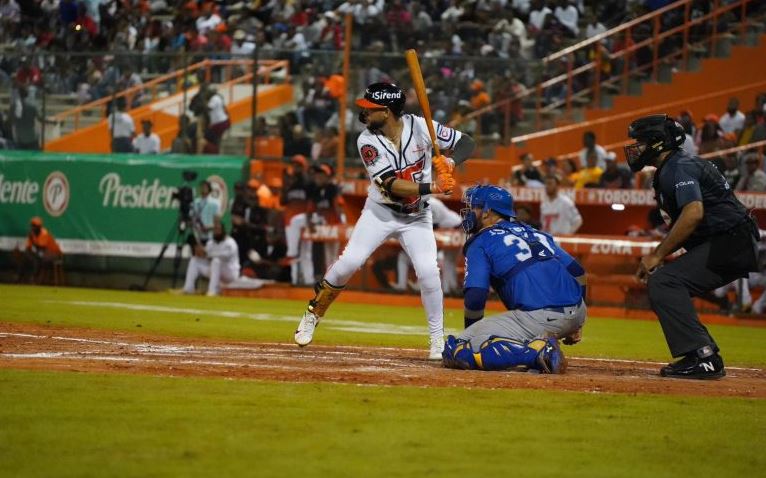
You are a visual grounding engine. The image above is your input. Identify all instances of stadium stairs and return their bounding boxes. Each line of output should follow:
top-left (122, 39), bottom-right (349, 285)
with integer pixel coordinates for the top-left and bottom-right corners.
top-left (501, 31), bottom-right (766, 166)
top-left (43, 63), bottom-right (293, 155)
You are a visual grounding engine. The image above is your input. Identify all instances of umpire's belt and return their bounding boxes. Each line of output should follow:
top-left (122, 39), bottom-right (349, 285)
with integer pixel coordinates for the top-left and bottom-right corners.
top-left (383, 201), bottom-right (429, 215)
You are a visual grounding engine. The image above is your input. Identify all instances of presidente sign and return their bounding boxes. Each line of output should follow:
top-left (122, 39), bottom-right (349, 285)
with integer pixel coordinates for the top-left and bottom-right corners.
top-left (0, 152), bottom-right (243, 257)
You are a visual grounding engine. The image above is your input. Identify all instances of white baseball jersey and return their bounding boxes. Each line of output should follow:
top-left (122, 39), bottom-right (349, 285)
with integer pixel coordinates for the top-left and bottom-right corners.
top-left (357, 114), bottom-right (461, 212)
top-left (540, 193), bottom-right (583, 235)
top-left (205, 236), bottom-right (241, 278)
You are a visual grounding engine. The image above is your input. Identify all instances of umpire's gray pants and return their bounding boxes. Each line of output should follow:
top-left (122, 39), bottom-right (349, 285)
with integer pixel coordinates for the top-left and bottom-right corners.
top-left (458, 300), bottom-right (587, 350)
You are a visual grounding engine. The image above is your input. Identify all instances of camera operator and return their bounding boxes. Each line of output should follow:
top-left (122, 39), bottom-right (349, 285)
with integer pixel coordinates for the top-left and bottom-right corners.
top-left (190, 180), bottom-right (221, 253)
top-left (182, 221), bottom-right (240, 296)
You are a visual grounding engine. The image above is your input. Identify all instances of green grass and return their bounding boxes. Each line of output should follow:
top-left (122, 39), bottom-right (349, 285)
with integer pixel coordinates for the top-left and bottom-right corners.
top-left (1, 285), bottom-right (765, 477)
top-left (0, 369), bottom-right (764, 478)
top-left (2, 285), bottom-right (765, 366)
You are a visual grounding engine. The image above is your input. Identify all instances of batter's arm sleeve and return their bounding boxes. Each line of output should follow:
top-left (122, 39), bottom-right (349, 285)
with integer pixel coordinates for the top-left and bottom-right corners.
top-left (451, 133), bottom-right (475, 166)
top-left (432, 120), bottom-right (463, 153)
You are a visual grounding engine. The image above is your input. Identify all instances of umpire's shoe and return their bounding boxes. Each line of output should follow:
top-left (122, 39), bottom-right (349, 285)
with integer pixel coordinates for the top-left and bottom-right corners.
top-left (660, 346), bottom-right (726, 380)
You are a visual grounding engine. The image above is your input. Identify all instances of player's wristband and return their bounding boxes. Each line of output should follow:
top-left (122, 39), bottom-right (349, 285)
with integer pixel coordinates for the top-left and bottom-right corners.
top-left (418, 183), bottom-right (431, 195)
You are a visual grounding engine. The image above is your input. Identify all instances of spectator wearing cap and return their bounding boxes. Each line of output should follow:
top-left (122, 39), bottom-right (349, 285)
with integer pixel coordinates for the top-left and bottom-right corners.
top-left (719, 97), bottom-right (745, 135)
top-left (598, 152), bottom-right (634, 189)
top-left (577, 131), bottom-right (607, 169)
top-left (736, 152), bottom-right (766, 192)
top-left (133, 119), bottom-right (161, 154)
top-left (13, 216), bottom-right (63, 283)
top-left (108, 98), bottom-right (135, 153)
top-left (231, 29), bottom-right (255, 58)
top-left (512, 153), bottom-right (544, 187)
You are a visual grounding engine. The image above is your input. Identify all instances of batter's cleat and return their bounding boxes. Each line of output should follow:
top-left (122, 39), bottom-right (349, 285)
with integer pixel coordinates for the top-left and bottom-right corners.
top-left (294, 310), bottom-right (320, 347)
top-left (536, 337), bottom-right (567, 374)
top-left (660, 348), bottom-right (725, 380)
top-left (428, 335), bottom-right (445, 360)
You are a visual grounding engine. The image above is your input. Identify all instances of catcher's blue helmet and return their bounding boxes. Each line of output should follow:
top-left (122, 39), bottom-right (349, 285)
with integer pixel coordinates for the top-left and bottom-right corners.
top-left (461, 185), bottom-right (516, 233)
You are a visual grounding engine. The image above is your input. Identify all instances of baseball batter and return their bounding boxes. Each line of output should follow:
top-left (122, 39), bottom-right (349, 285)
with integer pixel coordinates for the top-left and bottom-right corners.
top-left (442, 185), bottom-right (586, 373)
top-left (294, 82), bottom-right (475, 359)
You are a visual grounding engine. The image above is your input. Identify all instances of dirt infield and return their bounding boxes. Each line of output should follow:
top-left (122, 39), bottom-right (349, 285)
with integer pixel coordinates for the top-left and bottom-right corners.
top-left (1, 322), bottom-right (764, 398)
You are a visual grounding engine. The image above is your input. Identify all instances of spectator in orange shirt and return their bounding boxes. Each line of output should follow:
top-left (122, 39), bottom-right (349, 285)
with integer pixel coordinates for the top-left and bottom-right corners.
top-left (14, 216), bottom-right (62, 283)
top-left (470, 80), bottom-right (491, 135)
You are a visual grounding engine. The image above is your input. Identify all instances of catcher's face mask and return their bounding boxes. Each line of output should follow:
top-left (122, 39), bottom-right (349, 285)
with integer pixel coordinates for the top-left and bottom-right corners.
top-left (461, 187), bottom-right (485, 234)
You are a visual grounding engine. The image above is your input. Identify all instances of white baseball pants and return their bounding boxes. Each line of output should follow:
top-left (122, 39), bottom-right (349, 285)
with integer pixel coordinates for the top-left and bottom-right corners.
top-left (324, 199), bottom-right (444, 338)
top-left (183, 257), bottom-right (238, 296)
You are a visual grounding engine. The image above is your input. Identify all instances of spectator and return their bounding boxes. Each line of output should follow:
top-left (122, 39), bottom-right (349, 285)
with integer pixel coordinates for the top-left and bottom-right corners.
top-left (282, 154), bottom-right (313, 285)
top-left (578, 130), bottom-right (607, 169)
top-left (307, 164), bottom-right (347, 273)
top-left (715, 152), bottom-right (741, 189)
top-left (560, 157), bottom-right (579, 187)
top-left (311, 127), bottom-right (339, 162)
top-left (553, 0), bottom-right (579, 37)
top-left (719, 97), bottom-right (745, 135)
top-left (171, 116), bottom-right (193, 154)
top-left (13, 216), bottom-right (63, 283)
top-left (512, 153), bottom-right (544, 186)
top-left (528, 0), bottom-right (552, 33)
top-left (598, 152), bottom-right (634, 189)
top-left (573, 149), bottom-right (604, 188)
top-left (203, 87), bottom-right (230, 154)
top-left (182, 221), bottom-right (240, 296)
top-left (195, 3), bottom-right (222, 35)
top-left (285, 124), bottom-right (313, 158)
top-left (678, 111), bottom-right (698, 155)
top-left (696, 114), bottom-right (722, 154)
top-left (232, 181), bottom-right (275, 268)
top-left (540, 175), bottom-right (583, 235)
top-left (542, 157), bottom-right (563, 182)
top-left (738, 111), bottom-right (766, 146)
top-left (11, 87), bottom-right (42, 150)
top-left (108, 98), bottom-right (135, 153)
top-left (133, 119), bottom-right (161, 154)
top-left (515, 203), bottom-right (542, 230)
top-left (191, 180), bottom-right (220, 248)
top-left (231, 29), bottom-right (255, 59)
top-left (736, 152), bottom-right (766, 192)
top-left (118, 66), bottom-right (144, 108)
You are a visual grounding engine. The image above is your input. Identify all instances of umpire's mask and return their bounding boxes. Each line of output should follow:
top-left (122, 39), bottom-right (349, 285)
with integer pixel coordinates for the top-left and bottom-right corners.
top-left (625, 114), bottom-right (685, 172)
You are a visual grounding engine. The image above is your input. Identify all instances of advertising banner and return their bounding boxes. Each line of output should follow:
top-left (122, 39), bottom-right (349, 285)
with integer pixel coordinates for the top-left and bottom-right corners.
top-left (0, 151), bottom-right (245, 257)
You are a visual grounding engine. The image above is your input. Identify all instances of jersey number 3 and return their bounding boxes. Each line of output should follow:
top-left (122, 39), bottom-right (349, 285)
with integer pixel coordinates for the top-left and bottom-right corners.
top-left (503, 233), bottom-right (555, 262)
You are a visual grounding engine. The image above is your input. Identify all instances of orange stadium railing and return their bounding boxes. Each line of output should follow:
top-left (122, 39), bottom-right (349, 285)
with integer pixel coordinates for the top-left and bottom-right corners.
top-left (47, 58), bottom-right (290, 142)
top-left (452, 0), bottom-right (758, 142)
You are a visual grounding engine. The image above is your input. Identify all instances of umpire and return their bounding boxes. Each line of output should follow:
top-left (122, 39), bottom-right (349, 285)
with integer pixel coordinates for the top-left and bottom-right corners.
top-left (626, 114), bottom-right (759, 380)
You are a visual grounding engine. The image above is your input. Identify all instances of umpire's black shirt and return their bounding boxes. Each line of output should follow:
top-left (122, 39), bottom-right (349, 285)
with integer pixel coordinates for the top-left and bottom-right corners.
top-left (653, 149), bottom-right (749, 250)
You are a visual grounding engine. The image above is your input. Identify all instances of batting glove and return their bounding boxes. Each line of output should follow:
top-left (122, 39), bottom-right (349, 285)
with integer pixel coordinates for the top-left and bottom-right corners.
top-left (433, 155), bottom-right (455, 175)
top-left (431, 172), bottom-right (456, 195)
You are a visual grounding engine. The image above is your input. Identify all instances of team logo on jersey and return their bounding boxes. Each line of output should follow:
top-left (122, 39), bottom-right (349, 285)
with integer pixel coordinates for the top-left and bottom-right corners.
top-left (436, 124), bottom-right (454, 142)
top-left (360, 144), bottom-right (379, 166)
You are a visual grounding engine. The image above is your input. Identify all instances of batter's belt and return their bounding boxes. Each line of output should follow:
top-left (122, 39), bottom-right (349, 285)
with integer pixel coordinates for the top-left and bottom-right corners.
top-left (383, 200), bottom-right (430, 215)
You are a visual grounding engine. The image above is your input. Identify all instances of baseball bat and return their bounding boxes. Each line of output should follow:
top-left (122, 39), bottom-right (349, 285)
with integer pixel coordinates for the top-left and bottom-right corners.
top-left (405, 49), bottom-right (440, 158)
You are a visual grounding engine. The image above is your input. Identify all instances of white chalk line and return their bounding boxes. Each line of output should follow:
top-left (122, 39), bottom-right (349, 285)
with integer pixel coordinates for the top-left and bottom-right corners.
top-left (42, 300), bottom-right (461, 337)
top-left (1, 332), bottom-right (763, 373)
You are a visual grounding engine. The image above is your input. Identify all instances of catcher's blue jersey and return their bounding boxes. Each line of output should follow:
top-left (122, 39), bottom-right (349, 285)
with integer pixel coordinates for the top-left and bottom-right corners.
top-left (464, 221), bottom-right (583, 311)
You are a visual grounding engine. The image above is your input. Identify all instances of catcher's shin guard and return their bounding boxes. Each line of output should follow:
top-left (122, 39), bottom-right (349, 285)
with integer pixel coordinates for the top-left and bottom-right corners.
top-left (442, 335), bottom-right (479, 369)
top-left (307, 279), bottom-right (344, 317)
top-left (473, 336), bottom-right (566, 373)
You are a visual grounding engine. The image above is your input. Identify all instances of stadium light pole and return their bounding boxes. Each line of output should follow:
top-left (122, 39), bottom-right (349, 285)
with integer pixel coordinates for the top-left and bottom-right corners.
top-left (250, 45), bottom-right (259, 160)
top-left (336, 13), bottom-right (353, 180)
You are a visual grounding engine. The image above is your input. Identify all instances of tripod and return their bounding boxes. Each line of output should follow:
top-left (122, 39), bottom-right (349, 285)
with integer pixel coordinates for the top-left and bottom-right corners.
top-left (131, 217), bottom-right (192, 291)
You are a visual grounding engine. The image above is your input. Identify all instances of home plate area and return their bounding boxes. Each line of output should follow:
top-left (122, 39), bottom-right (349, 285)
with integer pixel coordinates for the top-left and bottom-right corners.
top-left (0, 323), bottom-right (763, 398)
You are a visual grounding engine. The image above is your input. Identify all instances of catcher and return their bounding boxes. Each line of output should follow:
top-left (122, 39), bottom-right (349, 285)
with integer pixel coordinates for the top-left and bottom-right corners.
top-left (442, 185), bottom-right (586, 373)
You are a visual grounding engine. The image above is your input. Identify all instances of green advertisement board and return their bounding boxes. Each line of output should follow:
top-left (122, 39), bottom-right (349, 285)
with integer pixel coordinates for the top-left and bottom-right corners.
top-left (0, 151), bottom-right (245, 257)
